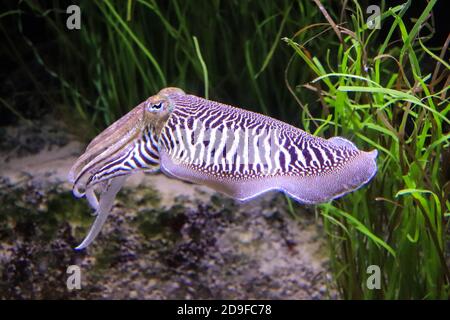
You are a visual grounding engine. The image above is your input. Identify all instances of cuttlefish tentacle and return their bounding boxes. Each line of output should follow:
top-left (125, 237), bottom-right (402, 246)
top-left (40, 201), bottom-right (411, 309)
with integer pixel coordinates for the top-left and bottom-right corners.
top-left (76, 176), bottom-right (127, 249)
top-left (69, 87), bottom-right (377, 249)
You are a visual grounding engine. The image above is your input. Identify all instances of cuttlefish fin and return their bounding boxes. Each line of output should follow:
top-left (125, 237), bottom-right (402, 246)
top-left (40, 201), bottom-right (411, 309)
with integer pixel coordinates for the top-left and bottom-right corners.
top-left (75, 175), bottom-right (127, 250)
top-left (327, 136), bottom-right (358, 150)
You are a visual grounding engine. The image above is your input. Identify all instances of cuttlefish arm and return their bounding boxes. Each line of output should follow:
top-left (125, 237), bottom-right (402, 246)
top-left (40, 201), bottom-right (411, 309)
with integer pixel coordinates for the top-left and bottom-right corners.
top-left (68, 105), bottom-right (146, 197)
top-left (68, 87), bottom-right (378, 249)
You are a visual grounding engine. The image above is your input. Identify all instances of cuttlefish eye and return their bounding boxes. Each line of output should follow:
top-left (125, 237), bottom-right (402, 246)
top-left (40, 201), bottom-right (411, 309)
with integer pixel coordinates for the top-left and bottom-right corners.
top-left (147, 101), bottom-right (164, 112)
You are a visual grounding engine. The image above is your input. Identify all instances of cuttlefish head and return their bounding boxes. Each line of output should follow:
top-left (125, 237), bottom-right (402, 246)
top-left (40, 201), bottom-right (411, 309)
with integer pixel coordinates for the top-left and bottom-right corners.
top-left (68, 87), bottom-right (185, 249)
top-left (68, 87), bottom-right (184, 196)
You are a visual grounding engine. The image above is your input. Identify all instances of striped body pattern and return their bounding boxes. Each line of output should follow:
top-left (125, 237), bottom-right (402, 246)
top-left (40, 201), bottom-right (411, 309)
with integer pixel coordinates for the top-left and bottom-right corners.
top-left (68, 87), bottom-right (378, 249)
top-left (160, 94), bottom-right (359, 180)
top-left (88, 127), bottom-right (161, 185)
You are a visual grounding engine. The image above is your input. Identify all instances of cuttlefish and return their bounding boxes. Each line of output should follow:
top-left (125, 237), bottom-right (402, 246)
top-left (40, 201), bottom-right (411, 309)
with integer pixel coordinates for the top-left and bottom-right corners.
top-left (68, 87), bottom-right (377, 249)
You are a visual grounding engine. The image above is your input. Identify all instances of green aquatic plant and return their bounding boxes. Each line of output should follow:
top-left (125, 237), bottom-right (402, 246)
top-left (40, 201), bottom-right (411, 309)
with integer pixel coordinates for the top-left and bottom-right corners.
top-left (283, 0), bottom-right (449, 299)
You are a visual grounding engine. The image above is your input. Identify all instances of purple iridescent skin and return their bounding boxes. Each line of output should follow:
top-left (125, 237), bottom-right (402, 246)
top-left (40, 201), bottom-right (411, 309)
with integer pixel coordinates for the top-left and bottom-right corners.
top-left (68, 87), bottom-right (377, 249)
